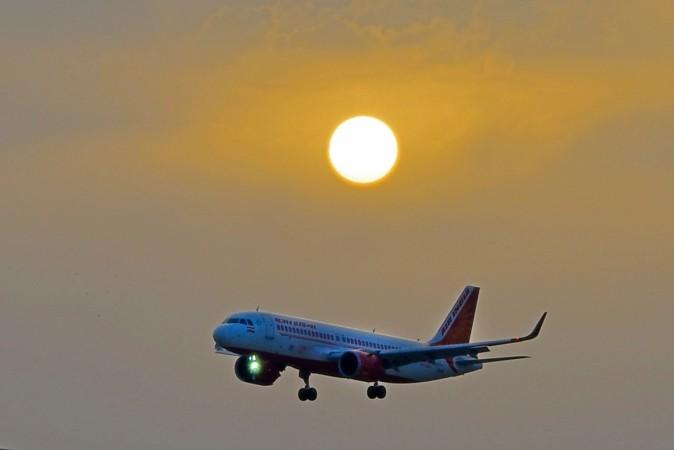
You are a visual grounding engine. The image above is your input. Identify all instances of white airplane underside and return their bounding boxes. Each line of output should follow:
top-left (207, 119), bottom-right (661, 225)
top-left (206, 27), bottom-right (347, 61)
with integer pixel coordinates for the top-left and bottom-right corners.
top-left (212, 285), bottom-right (546, 401)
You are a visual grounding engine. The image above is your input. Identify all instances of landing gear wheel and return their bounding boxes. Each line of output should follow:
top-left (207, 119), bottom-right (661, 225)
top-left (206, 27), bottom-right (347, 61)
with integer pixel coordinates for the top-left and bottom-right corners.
top-left (367, 384), bottom-right (386, 399)
top-left (375, 385), bottom-right (386, 399)
top-left (367, 386), bottom-right (377, 399)
top-left (298, 387), bottom-right (317, 401)
top-left (298, 370), bottom-right (317, 402)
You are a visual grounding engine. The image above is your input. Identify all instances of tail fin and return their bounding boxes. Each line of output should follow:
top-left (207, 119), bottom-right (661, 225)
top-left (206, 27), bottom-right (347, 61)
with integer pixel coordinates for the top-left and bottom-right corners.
top-left (428, 286), bottom-right (480, 346)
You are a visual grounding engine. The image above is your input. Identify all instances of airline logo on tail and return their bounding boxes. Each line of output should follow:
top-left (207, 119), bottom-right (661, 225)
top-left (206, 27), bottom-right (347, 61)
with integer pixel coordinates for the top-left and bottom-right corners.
top-left (430, 285), bottom-right (480, 345)
top-left (440, 287), bottom-right (472, 335)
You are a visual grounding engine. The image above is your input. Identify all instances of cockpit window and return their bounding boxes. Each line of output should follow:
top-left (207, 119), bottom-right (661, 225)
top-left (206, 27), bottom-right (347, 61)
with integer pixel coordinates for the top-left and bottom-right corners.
top-left (225, 318), bottom-right (254, 325)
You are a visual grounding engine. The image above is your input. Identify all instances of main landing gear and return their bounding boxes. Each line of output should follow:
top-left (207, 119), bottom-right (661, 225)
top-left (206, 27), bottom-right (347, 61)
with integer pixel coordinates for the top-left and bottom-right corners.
top-left (367, 383), bottom-right (386, 399)
top-left (298, 369), bottom-right (317, 402)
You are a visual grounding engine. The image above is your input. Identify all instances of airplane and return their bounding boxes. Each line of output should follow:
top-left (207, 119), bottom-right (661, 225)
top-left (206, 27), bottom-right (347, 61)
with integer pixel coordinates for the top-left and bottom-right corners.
top-left (212, 285), bottom-right (546, 401)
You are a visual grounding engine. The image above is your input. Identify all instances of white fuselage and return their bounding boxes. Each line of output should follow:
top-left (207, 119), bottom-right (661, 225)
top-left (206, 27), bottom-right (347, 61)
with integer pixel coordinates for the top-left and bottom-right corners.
top-left (213, 311), bottom-right (481, 383)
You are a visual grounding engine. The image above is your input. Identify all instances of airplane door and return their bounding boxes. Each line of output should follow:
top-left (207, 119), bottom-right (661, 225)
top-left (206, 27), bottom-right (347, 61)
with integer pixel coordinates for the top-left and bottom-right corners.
top-left (264, 316), bottom-right (275, 339)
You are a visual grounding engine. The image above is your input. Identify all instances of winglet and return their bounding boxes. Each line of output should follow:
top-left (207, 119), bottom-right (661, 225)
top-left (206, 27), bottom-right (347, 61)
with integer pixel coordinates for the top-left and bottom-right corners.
top-left (515, 312), bottom-right (547, 342)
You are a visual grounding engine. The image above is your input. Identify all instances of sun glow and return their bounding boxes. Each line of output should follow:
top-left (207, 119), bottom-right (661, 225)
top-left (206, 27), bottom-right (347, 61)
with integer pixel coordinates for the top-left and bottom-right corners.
top-left (329, 116), bottom-right (398, 184)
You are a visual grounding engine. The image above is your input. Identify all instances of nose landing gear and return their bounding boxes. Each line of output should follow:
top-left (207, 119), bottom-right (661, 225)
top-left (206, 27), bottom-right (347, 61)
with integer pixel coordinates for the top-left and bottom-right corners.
top-left (367, 383), bottom-right (386, 399)
top-left (298, 369), bottom-right (318, 401)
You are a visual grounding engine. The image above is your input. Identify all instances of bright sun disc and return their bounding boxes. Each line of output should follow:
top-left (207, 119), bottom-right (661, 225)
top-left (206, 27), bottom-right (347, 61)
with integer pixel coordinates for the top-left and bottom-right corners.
top-left (329, 116), bottom-right (398, 184)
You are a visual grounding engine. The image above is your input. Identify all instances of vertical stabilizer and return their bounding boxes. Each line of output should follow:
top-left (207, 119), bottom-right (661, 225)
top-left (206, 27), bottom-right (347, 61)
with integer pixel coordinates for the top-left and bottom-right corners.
top-left (428, 286), bottom-right (480, 345)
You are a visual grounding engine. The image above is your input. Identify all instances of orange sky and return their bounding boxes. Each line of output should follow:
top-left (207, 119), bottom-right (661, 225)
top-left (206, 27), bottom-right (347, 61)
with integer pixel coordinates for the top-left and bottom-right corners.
top-left (2, 2), bottom-right (673, 449)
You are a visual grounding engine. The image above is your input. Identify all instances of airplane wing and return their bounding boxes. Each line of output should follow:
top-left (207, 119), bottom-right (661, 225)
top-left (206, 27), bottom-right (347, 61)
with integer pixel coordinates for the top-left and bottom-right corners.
top-left (214, 345), bottom-right (240, 356)
top-left (379, 312), bottom-right (546, 368)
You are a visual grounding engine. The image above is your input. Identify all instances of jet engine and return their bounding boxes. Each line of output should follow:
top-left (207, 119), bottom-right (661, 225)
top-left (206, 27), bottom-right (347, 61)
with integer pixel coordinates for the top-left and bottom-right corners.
top-left (337, 351), bottom-right (384, 381)
top-left (234, 354), bottom-right (285, 386)
top-left (450, 355), bottom-right (483, 374)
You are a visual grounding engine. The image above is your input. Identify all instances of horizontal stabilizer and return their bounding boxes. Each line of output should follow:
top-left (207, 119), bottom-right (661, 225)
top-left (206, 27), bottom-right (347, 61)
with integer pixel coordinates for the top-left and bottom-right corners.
top-left (456, 356), bottom-right (530, 365)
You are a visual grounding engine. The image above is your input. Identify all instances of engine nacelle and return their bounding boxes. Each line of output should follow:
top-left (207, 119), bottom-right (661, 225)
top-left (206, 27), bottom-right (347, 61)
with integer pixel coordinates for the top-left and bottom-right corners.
top-left (337, 351), bottom-right (384, 381)
top-left (234, 354), bottom-right (284, 386)
top-left (451, 355), bottom-right (483, 374)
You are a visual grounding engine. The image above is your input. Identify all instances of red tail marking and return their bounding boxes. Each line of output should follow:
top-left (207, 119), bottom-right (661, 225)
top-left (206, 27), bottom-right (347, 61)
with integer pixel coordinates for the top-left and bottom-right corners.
top-left (434, 287), bottom-right (479, 345)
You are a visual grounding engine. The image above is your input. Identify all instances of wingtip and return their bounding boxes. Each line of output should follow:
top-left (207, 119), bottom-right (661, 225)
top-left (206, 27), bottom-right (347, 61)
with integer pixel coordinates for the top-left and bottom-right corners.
top-left (532, 312), bottom-right (547, 337)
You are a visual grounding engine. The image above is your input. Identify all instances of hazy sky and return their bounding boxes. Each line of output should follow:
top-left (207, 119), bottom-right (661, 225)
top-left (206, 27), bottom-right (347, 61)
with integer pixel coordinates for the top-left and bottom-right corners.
top-left (2, 2), bottom-right (673, 449)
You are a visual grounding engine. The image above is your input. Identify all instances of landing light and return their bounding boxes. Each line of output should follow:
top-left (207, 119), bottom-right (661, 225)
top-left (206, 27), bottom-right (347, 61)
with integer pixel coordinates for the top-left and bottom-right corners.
top-left (248, 354), bottom-right (261, 374)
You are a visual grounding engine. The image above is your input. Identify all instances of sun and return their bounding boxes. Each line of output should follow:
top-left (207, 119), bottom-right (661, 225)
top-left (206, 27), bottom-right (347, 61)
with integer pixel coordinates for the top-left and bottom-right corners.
top-left (329, 116), bottom-right (398, 184)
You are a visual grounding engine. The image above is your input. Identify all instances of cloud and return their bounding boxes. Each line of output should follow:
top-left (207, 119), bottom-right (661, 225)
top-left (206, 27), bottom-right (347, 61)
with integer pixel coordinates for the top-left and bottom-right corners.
top-left (132, 1), bottom-right (671, 194)
top-left (3, 1), bottom-right (672, 195)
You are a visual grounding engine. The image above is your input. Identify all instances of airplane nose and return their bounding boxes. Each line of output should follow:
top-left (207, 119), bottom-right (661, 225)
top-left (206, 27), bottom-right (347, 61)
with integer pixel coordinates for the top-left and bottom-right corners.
top-left (212, 325), bottom-right (230, 347)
